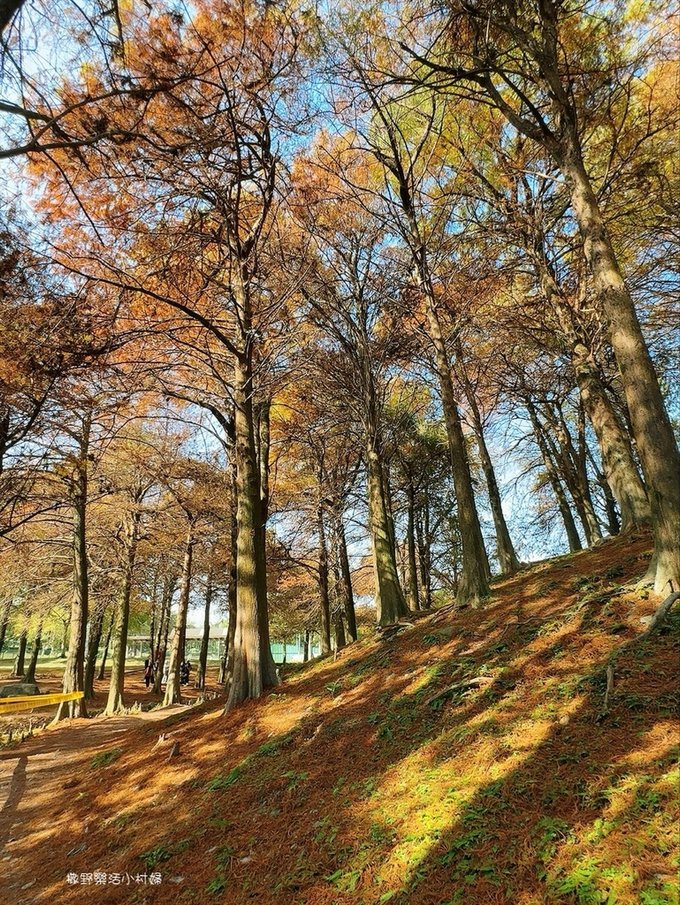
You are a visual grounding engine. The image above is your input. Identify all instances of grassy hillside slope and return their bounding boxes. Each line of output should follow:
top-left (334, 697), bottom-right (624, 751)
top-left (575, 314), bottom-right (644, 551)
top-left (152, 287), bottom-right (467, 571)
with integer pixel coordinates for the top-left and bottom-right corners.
top-left (16, 531), bottom-right (680, 904)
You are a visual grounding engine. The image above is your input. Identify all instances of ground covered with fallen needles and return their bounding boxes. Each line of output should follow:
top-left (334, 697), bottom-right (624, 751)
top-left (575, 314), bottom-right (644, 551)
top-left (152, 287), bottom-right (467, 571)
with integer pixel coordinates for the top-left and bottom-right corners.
top-left (1, 530), bottom-right (678, 905)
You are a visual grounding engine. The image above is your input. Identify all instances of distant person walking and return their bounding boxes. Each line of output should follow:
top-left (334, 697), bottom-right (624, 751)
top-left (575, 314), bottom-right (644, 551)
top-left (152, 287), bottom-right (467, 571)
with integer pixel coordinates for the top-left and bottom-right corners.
top-left (144, 655), bottom-right (154, 689)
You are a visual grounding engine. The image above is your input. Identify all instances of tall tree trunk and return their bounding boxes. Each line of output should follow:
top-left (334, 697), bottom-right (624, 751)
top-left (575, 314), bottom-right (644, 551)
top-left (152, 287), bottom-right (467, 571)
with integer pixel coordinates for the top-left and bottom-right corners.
top-left (382, 466), bottom-right (398, 564)
top-left (386, 150), bottom-right (489, 604)
top-left (226, 342), bottom-right (278, 709)
top-left (60, 619), bottom-right (68, 658)
top-left (357, 346), bottom-right (408, 626)
top-left (303, 630), bottom-right (310, 662)
top-left (405, 477), bottom-right (421, 609)
top-left (527, 401), bottom-right (583, 553)
top-left (104, 507), bottom-right (141, 715)
top-left (55, 411), bottom-right (91, 721)
top-left (148, 569), bottom-right (159, 665)
top-left (23, 622), bottom-right (42, 685)
top-left (317, 501), bottom-right (332, 654)
top-left (84, 606), bottom-right (105, 700)
top-left (457, 362), bottom-right (520, 575)
top-left (97, 614), bottom-right (113, 681)
top-left (336, 517), bottom-right (357, 640)
top-left (257, 399), bottom-right (271, 548)
top-left (421, 290), bottom-right (490, 604)
top-left (366, 441), bottom-right (409, 625)
top-left (164, 518), bottom-right (195, 706)
top-left (221, 446), bottom-right (239, 689)
top-left (152, 575), bottom-right (175, 694)
top-left (12, 629), bottom-right (27, 677)
top-left (528, 221), bottom-right (651, 534)
top-left (586, 443), bottom-right (620, 536)
top-left (330, 531), bottom-right (347, 652)
top-left (558, 141), bottom-right (680, 591)
top-left (571, 341), bottom-right (651, 530)
top-left (196, 571), bottom-right (213, 691)
top-left (0, 600), bottom-right (10, 657)
top-left (416, 493), bottom-right (433, 608)
top-left (255, 398), bottom-right (271, 631)
top-left (540, 402), bottom-right (602, 546)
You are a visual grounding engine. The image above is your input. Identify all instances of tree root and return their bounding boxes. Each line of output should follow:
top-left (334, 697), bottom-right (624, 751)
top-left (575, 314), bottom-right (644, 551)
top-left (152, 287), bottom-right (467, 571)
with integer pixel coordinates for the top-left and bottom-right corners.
top-left (378, 622), bottom-right (415, 641)
top-left (426, 675), bottom-right (494, 707)
top-left (598, 589), bottom-right (679, 721)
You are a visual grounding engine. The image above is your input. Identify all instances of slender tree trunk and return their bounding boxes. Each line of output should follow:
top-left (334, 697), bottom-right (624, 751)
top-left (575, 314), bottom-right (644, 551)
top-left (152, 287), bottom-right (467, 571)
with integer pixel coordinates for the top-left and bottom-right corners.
top-left (406, 477), bottom-right (421, 609)
top-left (416, 494), bottom-right (433, 609)
top-left (221, 449), bottom-right (239, 689)
top-left (459, 368), bottom-right (520, 575)
top-left (586, 443), bottom-right (620, 536)
top-left (255, 397), bottom-right (272, 636)
top-left (164, 519), bottom-right (195, 706)
top-left (258, 399), bottom-right (271, 547)
top-left (226, 340), bottom-right (278, 709)
top-left (330, 531), bottom-right (347, 652)
top-left (303, 630), bottom-right (310, 662)
top-left (382, 466), bottom-right (398, 563)
top-left (527, 401), bottom-right (583, 552)
top-left (388, 153), bottom-right (488, 603)
top-left (23, 622), bottom-right (42, 685)
top-left (12, 629), bottom-right (27, 677)
top-left (601, 476), bottom-right (621, 536)
top-left (55, 412), bottom-right (91, 721)
top-left (152, 575), bottom-right (175, 694)
top-left (60, 620), bottom-right (68, 658)
top-left (317, 501), bottom-right (332, 654)
top-left (0, 600), bottom-right (10, 657)
top-left (104, 508), bottom-right (141, 715)
top-left (337, 518), bottom-right (357, 640)
top-left (540, 402), bottom-right (602, 545)
top-left (97, 615), bottom-right (113, 681)
top-left (571, 342), bottom-right (651, 529)
top-left (559, 142), bottom-right (680, 591)
top-left (366, 441), bottom-right (409, 624)
top-left (148, 572), bottom-right (159, 665)
top-left (421, 290), bottom-right (490, 604)
top-left (529, 227), bottom-right (651, 534)
top-left (196, 572), bottom-right (213, 691)
top-left (84, 606), bottom-right (105, 700)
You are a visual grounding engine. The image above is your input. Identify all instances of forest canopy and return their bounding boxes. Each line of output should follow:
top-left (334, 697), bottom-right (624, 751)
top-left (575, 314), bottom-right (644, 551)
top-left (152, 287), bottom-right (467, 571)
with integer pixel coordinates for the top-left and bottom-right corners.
top-left (0, 0), bottom-right (678, 712)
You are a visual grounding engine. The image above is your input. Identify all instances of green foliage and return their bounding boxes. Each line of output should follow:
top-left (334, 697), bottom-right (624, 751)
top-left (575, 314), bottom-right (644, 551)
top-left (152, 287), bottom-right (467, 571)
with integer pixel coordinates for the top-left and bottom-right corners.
top-left (639, 883), bottom-right (680, 905)
top-left (205, 876), bottom-right (228, 895)
top-left (325, 867), bottom-right (361, 892)
top-left (548, 858), bottom-right (632, 904)
top-left (534, 815), bottom-right (571, 864)
top-left (313, 816), bottom-right (338, 847)
top-left (215, 845), bottom-right (236, 868)
top-left (206, 766), bottom-right (241, 791)
top-left (256, 732), bottom-right (294, 757)
top-left (140, 845), bottom-right (173, 870)
top-left (422, 631), bottom-right (448, 645)
top-left (90, 748), bottom-right (122, 768)
top-left (282, 770), bottom-right (308, 790)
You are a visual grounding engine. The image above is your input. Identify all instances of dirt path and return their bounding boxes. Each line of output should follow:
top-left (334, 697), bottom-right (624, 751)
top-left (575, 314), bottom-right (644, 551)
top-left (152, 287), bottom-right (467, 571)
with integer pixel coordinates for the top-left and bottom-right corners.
top-left (0, 701), bottom-right (192, 903)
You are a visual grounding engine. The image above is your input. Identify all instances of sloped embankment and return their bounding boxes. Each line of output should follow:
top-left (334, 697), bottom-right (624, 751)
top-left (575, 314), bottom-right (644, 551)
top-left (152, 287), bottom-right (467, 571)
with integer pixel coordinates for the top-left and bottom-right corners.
top-left (11, 531), bottom-right (680, 904)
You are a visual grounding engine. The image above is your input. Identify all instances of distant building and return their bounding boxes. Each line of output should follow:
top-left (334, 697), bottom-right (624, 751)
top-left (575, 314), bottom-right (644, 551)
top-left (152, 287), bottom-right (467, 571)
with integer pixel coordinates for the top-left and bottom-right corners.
top-left (126, 630), bottom-right (319, 664)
